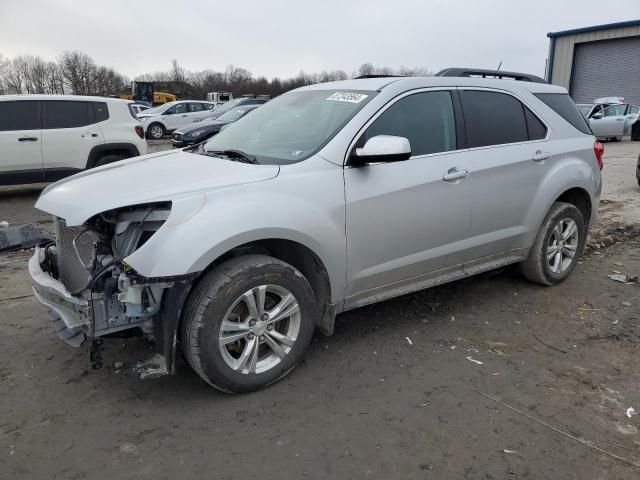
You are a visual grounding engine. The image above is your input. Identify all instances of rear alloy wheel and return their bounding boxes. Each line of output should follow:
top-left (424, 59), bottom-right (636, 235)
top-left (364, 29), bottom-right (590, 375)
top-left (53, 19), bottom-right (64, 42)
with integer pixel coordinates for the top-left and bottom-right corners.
top-left (520, 201), bottom-right (586, 285)
top-left (182, 255), bottom-right (316, 393)
top-left (147, 123), bottom-right (165, 140)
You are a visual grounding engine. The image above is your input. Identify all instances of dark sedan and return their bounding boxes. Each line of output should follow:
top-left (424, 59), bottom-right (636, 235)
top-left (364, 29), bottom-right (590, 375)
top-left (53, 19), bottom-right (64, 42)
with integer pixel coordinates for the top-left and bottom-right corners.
top-left (172, 105), bottom-right (259, 148)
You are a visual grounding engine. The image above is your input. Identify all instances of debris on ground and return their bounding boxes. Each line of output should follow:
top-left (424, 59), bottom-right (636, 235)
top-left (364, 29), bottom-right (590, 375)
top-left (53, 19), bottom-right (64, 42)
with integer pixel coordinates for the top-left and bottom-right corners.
top-left (466, 356), bottom-right (484, 365)
top-left (503, 449), bottom-right (517, 454)
top-left (608, 273), bottom-right (628, 283)
top-left (625, 407), bottom-right (636, 418)
top-left (0, 224), bottom-right (52, 252)
top-left (113, 361), bottom-right (124, 369)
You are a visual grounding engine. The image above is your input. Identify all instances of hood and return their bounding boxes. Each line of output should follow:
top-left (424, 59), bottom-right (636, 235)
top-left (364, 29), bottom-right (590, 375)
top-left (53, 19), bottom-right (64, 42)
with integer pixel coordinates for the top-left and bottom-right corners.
top-left (36, 150), bottom-right (280, 225)
top-left (175, 119), bottom-right (227, 134)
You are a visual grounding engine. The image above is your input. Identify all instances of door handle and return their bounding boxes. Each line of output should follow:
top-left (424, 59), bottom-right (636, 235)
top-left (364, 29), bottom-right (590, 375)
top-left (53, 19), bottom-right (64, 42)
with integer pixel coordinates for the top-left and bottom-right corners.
top-left (532, 150), bottom-right (552, 162)
top-left (18, 136), bottom-right (38, 142)
top-left (442, 168), bottom-right (469, 182)
top-left (616, 118), bottom-right (624, 122)
top-left (181, 114), bottom-right (188, 117)
top-left (82, 133), bottom-right (99, 138)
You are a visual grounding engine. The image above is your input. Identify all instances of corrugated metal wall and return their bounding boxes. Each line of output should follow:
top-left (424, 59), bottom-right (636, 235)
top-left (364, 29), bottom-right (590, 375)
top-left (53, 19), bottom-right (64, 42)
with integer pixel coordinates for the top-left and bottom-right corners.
top-left (550, 24), bottom-right (640, 92)
top-left (570, 36), bottom-right (640, 104)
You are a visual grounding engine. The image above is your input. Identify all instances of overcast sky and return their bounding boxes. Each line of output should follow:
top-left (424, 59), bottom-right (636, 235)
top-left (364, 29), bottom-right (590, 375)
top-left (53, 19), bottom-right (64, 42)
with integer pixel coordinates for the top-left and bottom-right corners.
top-left (0, 0), bottom-right (638, 79)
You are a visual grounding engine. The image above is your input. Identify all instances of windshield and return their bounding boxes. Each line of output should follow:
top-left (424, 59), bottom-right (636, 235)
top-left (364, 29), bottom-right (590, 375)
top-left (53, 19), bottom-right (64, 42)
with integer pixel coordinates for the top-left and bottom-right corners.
top-left (203, 89), bottom-right (375, 164)
top-left (217, 107), bottom-right (253, 123)
top-left (210, 98), bottom-right (246, 116)
top-left (577, 104), bottom-right (592, 116)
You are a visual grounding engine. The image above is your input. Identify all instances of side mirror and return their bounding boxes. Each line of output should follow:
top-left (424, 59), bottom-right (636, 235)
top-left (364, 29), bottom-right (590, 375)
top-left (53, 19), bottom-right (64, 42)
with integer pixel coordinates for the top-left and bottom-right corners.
top-left (350, 135), bottom-right (411, 166)
top-left (591, 112), bottom-right (603, 120)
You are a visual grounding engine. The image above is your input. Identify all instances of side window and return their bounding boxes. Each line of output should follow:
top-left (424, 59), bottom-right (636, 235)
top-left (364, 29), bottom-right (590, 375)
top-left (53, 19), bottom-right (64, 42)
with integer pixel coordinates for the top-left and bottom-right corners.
top-left (523, 108), bottom-right (547, 140)
top-left (461, 91), bottom-right (528, 147)
top-left (363, 91), bottom-right (456, 157)
top-left (603, 104), bottom-right (626, 117)
top-left (189, 102), bottom-right (204, 112)
top-left (204, 103), bottom-right (215, 110)
top-left (0, 101), bottom-right (40, 131)
top-left (629, 106), bottom-right (640, 115)
top-left (45, 101), bottom-right (91, 129)
top-left (167, 103), bottom-right (187, 114)
top-left (92, 102), bottom-right (109, 122)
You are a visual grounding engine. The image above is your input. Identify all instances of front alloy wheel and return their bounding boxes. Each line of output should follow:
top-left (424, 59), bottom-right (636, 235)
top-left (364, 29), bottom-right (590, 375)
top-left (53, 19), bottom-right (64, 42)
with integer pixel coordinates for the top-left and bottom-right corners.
top-left (219, 285), bottom-right (301, 374)
top-left (182, 255), bottom-right (316, 393)
top-left (148, 123), bottom-right (165, 139)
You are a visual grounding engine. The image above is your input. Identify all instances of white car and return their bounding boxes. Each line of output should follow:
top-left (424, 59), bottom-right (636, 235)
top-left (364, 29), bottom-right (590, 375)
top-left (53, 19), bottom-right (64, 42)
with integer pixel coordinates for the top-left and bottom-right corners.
top-left (578, 102), bottom-right (640, 141)
top-left (138, 100), bottom-right (218, 139)
top-left (0, 95), bottom-right (147, 185)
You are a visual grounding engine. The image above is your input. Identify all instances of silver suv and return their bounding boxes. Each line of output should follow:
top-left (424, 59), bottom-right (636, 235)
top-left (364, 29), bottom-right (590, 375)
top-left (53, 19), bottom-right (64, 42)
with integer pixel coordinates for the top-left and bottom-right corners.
top-left (29, 69), bottom-right (603, 392)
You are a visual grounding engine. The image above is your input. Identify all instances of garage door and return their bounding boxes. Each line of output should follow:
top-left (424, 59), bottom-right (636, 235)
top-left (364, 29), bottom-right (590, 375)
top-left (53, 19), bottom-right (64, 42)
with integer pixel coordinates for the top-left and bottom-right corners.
top-left (570, 36), bottom-right (640, 105)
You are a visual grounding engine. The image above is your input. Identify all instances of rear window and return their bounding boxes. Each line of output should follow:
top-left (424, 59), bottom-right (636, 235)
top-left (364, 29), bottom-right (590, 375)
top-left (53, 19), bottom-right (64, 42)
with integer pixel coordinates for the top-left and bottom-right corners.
top-left (0, 100), bottom-right (40, 131)
top-left (45, 101), bottom-right (92, 129)
top-left (535, 93), bottom-right (592, 135)
top-left (92, 102), bottom-right (109, 122)
top-left (460, 91), bottom-right (529, 147)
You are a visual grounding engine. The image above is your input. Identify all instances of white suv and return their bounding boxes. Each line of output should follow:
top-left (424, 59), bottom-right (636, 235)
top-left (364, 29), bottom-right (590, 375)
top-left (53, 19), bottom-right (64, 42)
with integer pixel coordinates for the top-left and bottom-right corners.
top-left (0, 95), bottom-right (147, 185)
top-left (137, 100), bottom-right (218, 139)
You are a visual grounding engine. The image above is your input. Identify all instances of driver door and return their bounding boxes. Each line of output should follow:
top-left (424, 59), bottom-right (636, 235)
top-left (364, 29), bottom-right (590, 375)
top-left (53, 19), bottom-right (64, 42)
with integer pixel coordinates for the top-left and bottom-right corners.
top-left (162, 103), bottom-right (189, 130)
top-left (344, 90), bottom-right (473, 307)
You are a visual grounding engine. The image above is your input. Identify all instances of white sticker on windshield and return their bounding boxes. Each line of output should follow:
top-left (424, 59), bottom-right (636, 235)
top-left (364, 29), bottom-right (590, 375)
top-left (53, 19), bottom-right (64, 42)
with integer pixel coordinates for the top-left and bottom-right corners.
top-left (326, 92), bottom-right (368, 103)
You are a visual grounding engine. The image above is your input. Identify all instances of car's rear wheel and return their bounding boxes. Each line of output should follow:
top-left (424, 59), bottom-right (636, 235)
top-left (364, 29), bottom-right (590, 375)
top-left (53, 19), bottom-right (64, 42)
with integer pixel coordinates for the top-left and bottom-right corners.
top-left (182, 255), bottom-right (316, 393)
top-left (520, 202), bottom-right (586, 285)
top-left (147, 123), bottom-right (165, 140)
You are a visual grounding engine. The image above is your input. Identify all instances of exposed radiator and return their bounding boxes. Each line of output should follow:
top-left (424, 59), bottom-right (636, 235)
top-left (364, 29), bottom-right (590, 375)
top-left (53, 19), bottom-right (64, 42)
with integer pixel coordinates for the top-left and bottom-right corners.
top-left (54, 217), bottom-right (98, 293)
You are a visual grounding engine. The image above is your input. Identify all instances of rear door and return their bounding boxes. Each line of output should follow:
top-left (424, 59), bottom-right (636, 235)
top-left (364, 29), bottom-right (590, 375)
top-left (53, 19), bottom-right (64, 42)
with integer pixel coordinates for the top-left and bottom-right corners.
top-left (459, 89), bottom-right (550, 266)
top-left (344, 89), bottom-right (473, 304)
top-left (0, 100), bottom-right (43, 178)
top-left (41, 100), bottom-right (105, 174)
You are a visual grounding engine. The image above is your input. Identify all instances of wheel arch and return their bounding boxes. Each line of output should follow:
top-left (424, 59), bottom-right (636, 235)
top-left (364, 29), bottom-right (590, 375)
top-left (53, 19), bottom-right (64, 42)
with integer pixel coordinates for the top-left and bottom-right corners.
top-left (86, 143), bottom-right (140, 169)
top-left (555, 187), bottom-right (592, 226)
top-left (190, 237), bottom-right (336, 336)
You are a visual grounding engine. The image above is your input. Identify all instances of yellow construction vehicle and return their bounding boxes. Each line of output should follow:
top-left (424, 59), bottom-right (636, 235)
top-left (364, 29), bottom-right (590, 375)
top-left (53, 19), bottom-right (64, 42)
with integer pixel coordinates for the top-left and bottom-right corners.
top-left (120, 81), bottom-right (176, 106)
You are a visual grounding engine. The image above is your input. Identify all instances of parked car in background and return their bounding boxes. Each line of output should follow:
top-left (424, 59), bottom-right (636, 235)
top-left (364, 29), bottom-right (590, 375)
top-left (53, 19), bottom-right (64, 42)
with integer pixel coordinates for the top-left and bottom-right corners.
top-left (172, 104), bottom-right (260, 147)
top-left (29, 71), bottom-right (602, 392)
top-left (203, 95), bottom-right (270, 121)
top-left (0, 95), bottom-right (146, 185)
top-left (578, 101), bottom-right (640, 141)
top-left (130, 103), bottom-right (151, 116)
top-left (138, 100), bottom-right (218, 139)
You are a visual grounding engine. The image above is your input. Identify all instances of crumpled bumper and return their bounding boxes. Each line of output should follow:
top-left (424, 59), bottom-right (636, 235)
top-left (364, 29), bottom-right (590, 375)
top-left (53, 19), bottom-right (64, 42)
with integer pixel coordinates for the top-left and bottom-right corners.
top-left (28, 246), bottom-right (89, 346)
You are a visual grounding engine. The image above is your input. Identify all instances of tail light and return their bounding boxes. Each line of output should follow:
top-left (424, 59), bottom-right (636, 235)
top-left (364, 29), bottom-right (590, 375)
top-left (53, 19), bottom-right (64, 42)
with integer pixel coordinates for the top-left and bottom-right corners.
top-left (594, 140), bottom-right (604, 170)
top-left (135, 126), bottom-right (144, 139)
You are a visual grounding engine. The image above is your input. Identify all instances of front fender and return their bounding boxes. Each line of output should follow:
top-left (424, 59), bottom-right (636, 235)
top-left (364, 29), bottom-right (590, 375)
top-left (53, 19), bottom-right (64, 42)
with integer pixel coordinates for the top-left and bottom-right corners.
top-left (126, 160), bottom-right (346, 302)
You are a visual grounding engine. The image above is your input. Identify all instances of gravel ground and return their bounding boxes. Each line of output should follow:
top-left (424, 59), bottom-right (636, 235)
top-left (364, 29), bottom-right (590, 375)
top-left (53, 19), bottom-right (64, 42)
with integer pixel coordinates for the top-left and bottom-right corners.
top-left (1, 139), bottom-right (639, 479)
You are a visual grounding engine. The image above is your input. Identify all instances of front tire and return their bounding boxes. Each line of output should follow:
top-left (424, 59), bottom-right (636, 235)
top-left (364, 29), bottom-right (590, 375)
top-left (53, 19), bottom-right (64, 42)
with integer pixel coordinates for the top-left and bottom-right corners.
top-left (520, 202), bottom-right (586, 285)
top-left (182, 255), bottom-right (316, 393)
top-left (147, 123), bottom-right (165, 140)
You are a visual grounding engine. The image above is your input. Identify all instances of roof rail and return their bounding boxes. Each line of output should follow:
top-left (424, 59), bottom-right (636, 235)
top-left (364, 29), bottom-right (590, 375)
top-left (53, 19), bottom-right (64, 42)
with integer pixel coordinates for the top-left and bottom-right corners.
top-left (354, 74), bottom-right (405, 79)
top-left (435, 68), bottom-right (547, 84)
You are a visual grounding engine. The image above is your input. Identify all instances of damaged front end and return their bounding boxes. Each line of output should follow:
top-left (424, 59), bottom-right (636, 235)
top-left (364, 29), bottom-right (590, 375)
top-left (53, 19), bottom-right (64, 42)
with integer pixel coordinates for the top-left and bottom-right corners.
top-left (29, 202), bottom-right (193, 378)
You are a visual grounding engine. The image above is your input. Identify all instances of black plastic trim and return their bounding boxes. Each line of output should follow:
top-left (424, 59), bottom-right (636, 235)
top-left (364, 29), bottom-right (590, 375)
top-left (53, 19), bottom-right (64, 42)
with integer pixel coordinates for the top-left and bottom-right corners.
top-left (86, 143), bottom-right (140, 169)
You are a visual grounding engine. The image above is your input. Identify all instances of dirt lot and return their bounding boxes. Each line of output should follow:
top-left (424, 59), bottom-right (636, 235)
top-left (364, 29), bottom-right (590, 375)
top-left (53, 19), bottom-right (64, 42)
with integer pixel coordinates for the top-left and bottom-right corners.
top-left (1, 141), bottom-right (639, 479)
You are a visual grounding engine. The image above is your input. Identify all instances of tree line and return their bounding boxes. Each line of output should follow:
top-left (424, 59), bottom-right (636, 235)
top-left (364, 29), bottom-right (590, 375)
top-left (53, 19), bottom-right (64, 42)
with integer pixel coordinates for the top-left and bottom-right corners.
top-left (0, 51), bottom-right (432, 99)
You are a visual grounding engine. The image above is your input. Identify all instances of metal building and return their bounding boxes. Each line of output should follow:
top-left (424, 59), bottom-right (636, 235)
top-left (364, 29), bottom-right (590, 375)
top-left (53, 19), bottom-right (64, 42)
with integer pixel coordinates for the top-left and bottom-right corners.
top-left (546, 19), bottom-right (640, 104)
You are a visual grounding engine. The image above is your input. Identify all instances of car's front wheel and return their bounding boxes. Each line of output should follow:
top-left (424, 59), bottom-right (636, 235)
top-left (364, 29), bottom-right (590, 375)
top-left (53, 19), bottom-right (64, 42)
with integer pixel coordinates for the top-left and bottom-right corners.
top-left (520, 201), bottom-right (586, 285)
top-left (182, 255), bottom-right (316, 393)
top-left (147, 123), bottom-right (165, 140)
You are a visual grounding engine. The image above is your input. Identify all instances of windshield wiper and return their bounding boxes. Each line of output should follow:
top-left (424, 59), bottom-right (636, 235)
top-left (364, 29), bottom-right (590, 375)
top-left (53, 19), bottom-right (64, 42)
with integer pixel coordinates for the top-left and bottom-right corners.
top-left (206, 149), bottom-right (258, 164)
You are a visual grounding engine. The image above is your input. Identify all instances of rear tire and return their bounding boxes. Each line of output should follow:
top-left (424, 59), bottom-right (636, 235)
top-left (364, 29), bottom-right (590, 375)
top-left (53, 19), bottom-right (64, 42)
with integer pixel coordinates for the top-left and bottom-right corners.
top-left (147, 123), bottom-right (165, 140)
top-left (182, 255), bottom-right (316, 393)
top-left (94, 154), bottom-right (124, 168)
top-left (520, 202), bottom-right (586, 286)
